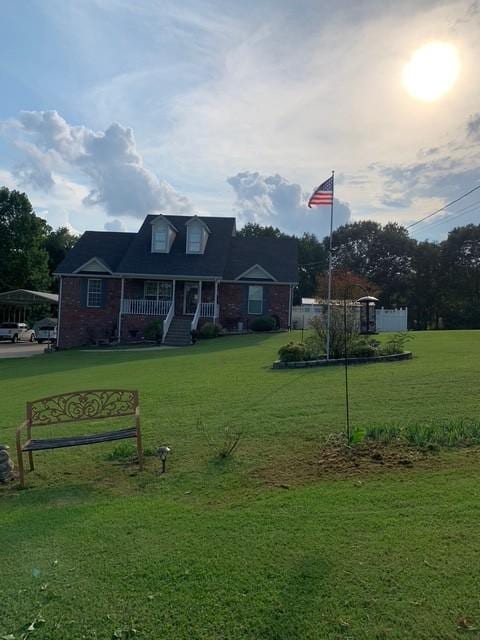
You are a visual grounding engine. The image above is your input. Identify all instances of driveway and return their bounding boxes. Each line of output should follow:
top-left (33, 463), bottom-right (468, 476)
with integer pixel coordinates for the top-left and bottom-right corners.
top-left (0, 342), bottom-right (46, 359)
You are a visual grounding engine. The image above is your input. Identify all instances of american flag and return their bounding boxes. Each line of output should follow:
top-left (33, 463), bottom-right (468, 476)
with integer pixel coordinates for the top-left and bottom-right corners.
top-left (308, 175), bottom-right (334, 207)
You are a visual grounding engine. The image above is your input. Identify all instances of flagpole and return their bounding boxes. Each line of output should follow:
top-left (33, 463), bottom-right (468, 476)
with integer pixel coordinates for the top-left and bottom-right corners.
top-left (326, 170), bottom-right (334, 360)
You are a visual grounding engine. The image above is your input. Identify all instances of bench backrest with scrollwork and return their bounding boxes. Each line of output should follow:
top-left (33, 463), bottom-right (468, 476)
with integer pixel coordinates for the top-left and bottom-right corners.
top-left (27, 389), bottom-right (139, 427)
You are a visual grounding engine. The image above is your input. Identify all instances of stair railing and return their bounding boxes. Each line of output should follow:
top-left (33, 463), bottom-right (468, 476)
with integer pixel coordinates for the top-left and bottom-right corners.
top-left (162, 302), bottom-right (175, 343)
top-left (191, 304), bottom-right (201, 332)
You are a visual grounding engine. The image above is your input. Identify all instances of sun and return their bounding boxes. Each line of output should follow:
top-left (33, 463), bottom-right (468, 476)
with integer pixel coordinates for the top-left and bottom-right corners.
top-left (402, 42), bottom-right (460, 102)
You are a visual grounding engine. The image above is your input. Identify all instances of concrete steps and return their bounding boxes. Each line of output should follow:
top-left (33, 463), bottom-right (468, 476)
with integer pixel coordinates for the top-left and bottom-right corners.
top-left (164, 317), bottom-right (192, 346)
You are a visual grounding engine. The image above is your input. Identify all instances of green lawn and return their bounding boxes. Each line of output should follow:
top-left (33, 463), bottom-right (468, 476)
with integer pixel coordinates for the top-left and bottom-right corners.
top-left (1, 331), bottom-right (480, 639)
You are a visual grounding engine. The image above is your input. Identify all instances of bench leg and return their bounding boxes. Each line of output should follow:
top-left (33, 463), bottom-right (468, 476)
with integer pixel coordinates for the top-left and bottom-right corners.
top-left (28, 451), bottom-right (34, 471)
top-left (16, 446), bottom-right (25, 489)
top-left (136, 429), bottom-right (144, 471)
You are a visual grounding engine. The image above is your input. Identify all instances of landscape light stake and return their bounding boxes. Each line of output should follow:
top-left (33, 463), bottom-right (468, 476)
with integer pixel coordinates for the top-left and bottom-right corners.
top-left (156, 446), bottom-right (171, 473)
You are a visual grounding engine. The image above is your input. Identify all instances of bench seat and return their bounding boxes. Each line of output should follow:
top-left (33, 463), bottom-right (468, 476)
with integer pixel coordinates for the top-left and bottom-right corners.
top-left (22, 427), bottom-right (137, 451)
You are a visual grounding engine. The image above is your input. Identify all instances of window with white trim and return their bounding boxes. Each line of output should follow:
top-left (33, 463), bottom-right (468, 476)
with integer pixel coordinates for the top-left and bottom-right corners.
top-left (152, 225), bottom-right (168, 252)
top-left (144, 280), bottom-right (172, 301)
top-left (248, 285), bottom-right (263, 314)
top-left (87, 279), bottom-right (102, 307)
top-left (187, 226), bottom-right (202, 253)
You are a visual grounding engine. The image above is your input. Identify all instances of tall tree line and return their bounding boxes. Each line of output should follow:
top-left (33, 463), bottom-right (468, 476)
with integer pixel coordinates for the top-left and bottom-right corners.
top-left (239, 220), bottom-right (480, 330)
top-left (0, 187), bottom-right (77, 293)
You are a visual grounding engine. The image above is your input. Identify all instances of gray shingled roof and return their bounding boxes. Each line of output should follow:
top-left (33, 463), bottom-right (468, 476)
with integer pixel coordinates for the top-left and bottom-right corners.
top-left (223, 237), bottom-right (298, 282)
top-left (55, 231), bottom-right (135, 274)
top-left (55, 215), bottom-right (298, 282)
top-left (116, 215), bottom-right (235, 277)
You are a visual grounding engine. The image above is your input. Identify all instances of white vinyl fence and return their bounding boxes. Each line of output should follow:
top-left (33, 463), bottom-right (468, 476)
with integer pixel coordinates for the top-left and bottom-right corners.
top-left (375, 307), bottom-right (408, 332)
top-left (292, 304), bottom-right (408, 332)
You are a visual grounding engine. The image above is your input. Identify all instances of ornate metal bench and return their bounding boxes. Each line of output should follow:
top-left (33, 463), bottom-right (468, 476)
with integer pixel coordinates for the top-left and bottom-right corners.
top-left (16, 389), bottom-right (143, 487)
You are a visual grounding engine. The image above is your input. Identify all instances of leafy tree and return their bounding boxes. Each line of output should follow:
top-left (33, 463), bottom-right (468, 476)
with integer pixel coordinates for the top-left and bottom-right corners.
top-left (237, 222), bottom-right (287, 239)
top-left (329, 221), bottom-right (416, 307)
top-left (316, 269), bottom-right (380, 301)
top-left (409, 241), bottom-right (443, 330)
top-left (440, 225), bottom-right (480, 328)
top-left (45, 226), bottom-right (78, 289)
top-left (0, 187), bottom-right (51, 292)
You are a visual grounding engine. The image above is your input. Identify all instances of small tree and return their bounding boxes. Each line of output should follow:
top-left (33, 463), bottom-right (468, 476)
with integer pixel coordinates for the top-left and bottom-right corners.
top-left (310, 305), bottom-right (359, 359)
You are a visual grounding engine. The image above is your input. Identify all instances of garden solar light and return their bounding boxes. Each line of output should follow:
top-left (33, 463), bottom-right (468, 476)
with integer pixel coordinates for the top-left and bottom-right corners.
top-left (157, 446), bottom-right (171, 473)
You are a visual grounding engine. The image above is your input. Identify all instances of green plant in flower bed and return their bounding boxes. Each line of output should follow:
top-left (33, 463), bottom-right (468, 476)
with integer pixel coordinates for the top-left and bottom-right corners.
top-left (199, 322), bottom-right (222, 339)
top-left (250, 316), bottom-right (276, 332)
top-left (144, 319), bottom-right (164, 343)
top-left (381, 331), bottom-right (412, 355)
top-left (365, 418), bottom-right (480, 448)
top-left (278, 341), bottom-right (308, 362)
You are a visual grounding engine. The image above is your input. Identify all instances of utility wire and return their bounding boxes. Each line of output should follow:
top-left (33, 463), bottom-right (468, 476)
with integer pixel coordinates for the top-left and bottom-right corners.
top-left (406, 183), bottom-right (480, 229)
top-left (411, 199), bottom-right (480, 235)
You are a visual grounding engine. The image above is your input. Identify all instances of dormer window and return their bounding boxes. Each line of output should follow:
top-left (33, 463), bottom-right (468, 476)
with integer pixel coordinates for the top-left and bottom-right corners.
top-left (188, 226), bottom-right (202, 252)
top-left (151, 215), bottom-right (177, 253)
top-left (153, 226), bottom-right (167, 252)
top-left (185, 217), bottom-right (210, 254)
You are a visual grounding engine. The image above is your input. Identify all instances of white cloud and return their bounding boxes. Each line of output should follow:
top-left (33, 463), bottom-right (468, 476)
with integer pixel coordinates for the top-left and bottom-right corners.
top-left (227, 171), bottom-right (351, 238)
top-left (8, 110), bottom-right (192, 219)
top-left (104, 218), bottom-right (126, 232)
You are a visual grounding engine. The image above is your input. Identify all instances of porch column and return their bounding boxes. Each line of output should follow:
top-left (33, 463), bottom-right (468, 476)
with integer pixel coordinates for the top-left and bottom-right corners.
top-left (214, 280), bottom-right (219, 322)
top-left (172, 279), bottom-right (176, 315)
top-left (117, 277), bottom-right (125, 343)
top-left (198, 280), bottom-right (202, 313)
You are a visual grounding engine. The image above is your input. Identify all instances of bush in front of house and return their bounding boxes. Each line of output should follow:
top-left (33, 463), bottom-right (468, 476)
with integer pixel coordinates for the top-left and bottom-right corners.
top-left (198, 322), bottom-right (223, 339)
top-left (250, 316), bottom-right (276, 332)
top-left (278, 341), bottom-right (308, 362)
top-left (144, 319), bottom-right (163, 344)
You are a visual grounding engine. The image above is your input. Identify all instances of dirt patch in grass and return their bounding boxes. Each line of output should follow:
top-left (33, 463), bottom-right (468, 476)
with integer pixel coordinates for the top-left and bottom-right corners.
top-left (254, 439), bottom-right (480, 488)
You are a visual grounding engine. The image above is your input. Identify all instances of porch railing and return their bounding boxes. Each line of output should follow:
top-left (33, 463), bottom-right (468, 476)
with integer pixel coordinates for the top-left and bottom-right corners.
top-left (122, 299), bottom-right (172, 316)
top-left (199, 302), bottom-right (217, 318)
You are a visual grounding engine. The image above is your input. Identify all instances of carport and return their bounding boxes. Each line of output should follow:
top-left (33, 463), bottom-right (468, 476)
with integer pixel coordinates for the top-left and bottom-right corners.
top-left (0, 289), bottom-right (58, 323)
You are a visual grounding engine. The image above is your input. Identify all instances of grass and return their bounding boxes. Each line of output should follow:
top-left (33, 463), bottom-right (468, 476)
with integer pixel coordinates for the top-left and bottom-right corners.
top-left (1, 330), bottom-right (480, 638)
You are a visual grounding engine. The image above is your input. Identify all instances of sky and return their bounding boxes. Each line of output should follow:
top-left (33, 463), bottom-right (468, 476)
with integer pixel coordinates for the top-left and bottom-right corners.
top-left (1, 0), bottom-right (480, 241)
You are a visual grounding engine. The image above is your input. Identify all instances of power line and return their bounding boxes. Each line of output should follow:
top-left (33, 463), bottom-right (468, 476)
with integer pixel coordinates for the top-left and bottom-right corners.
top-left (406, 183), bottom-right (480, 229)
top-left (410, 198), bottom-right (480, 234)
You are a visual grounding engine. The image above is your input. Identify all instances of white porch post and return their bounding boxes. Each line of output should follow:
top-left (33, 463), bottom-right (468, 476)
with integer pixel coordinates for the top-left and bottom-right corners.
top-left (172, 279), bottom-right (176, 315)
top-left (198, 280), bottom-right (202, 313)
top-left (117, 277), bottom-right (125, 343)
top-left (214, 280), bottom-right (219, 322)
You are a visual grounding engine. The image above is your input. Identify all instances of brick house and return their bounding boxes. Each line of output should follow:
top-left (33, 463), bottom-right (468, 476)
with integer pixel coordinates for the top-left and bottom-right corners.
top-left (55, 214), bottom-right (298, 348)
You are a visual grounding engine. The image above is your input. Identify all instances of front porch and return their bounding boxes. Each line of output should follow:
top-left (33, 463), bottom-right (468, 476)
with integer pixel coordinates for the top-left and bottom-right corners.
top-left (119, 278), bottom-right (219, 344)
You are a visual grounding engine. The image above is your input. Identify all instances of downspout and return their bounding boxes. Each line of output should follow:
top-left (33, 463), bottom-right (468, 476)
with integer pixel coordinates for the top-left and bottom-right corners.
top-left (118, 277), bottom-right (125, 344)
top-left (288, 284), bottom-right (293, 330)
top-left (214, 279), bottom-right (219, 322)
top-left (57, 276), bottom-right (63, 348)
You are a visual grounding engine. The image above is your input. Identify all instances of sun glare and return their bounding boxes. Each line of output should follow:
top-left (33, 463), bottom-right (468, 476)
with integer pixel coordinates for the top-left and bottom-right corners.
top-left (402, 42), bottom-right (460, 102)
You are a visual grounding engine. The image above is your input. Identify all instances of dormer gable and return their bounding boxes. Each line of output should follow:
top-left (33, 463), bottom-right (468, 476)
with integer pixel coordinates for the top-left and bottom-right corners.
top-left (185, 216), bottom-right (210, 255)
top-left (74, 257), bottom-right (112, 274)
top-left (235, 264), bottom-right (276, 281)
top-left (151, 214), bottom-right (177, 253)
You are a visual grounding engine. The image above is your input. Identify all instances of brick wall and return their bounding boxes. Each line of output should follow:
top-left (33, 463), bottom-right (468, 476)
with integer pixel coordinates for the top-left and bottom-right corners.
top-left (58, 277), bottom-right (122, 349)
top-left (218, 283), bottom-right (290, 330)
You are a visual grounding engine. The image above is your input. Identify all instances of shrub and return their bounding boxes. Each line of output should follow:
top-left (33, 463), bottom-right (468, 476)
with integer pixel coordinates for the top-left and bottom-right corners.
top-left (380, 331), bottom-right (412, 355)
top-left (349, 336), bottom-right (380, 358)
top-left (278, 341), bottom-right (307, 362)
top-left (304, 335), bottom-right (324, 359)
top-left (199, 322), bottom-right (222, 339)
top-left (144, 319), bottom-right (163, 343)
top-left (250, 316), bottom-right (276, 332)
top-left (310, 306), bottom-right (360, 358)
